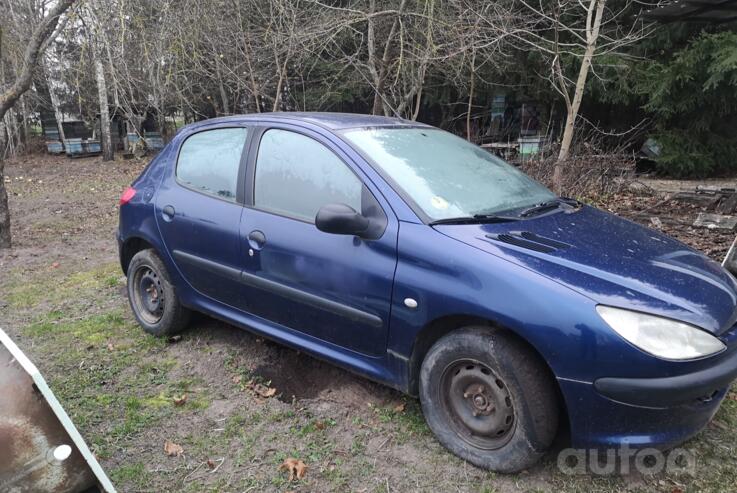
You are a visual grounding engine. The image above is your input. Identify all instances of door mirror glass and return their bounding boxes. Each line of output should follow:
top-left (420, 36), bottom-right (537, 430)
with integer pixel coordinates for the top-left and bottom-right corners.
top-left (315, 203), bottom-right (370, 237)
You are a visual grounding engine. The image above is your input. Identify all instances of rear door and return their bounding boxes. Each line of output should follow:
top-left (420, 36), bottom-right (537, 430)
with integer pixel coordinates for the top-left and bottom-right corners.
top-left (237, 125), bottom-right (399, 356)
top-left (155, 126), bottom-right (249, 308)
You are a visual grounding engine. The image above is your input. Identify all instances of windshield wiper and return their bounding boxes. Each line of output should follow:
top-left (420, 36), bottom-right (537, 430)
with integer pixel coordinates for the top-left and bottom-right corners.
top-left (519, 198), bottom-right (580, 218)
top-left (429, 214), bottom-right (519, 226)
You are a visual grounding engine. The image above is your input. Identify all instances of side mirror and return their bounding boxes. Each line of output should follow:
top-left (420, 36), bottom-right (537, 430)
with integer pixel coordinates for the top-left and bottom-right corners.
top-left (315, 203), bottom-right (370, 237)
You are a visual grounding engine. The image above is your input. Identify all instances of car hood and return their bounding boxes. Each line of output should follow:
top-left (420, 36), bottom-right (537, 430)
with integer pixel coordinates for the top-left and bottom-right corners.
top-left (434, 205), bottom-right (737, 334)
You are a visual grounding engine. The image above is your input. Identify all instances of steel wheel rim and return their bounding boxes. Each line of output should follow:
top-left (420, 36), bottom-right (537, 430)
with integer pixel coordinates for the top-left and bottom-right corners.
top-left (439, 359), bottom-right (516, 450)
top-left (131, 264), bottom-right (165, 324)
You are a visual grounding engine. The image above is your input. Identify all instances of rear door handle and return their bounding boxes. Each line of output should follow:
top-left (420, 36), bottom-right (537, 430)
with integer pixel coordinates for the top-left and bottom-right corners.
top-left (162, 205), bottom-right (175, 221)
top-left (248, 230), bottom-right (266, 250)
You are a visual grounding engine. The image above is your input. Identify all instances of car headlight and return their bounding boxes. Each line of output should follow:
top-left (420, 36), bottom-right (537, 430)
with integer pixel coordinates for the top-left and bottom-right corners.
top-left (596, 305), bottom-right (726, 360)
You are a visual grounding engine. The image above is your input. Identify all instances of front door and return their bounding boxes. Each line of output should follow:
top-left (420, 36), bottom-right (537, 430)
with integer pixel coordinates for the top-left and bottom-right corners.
top-left (238, 126), bottom-right (398, 356)
top-left (156, 126), bottom-right (249, 308)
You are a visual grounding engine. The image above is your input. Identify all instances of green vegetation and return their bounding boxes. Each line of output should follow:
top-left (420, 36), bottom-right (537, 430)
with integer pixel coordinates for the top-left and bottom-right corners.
top-left (639, 31), bottom-right (737, 176)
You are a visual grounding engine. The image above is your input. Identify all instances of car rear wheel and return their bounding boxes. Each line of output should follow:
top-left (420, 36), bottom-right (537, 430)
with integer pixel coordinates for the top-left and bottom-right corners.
top-left (419, 326), bottom-right (558, 472)
top-left (127, 249), bottom-right (191, 336)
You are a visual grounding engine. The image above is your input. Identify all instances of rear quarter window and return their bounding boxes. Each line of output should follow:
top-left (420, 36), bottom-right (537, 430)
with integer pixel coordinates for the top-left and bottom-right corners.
top-left (176, 128), bottom-right (248, 201)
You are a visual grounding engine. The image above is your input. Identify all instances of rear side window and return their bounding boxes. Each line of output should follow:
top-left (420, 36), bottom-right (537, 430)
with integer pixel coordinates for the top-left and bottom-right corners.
top-left (177, 128), bottom-right (248, 201)
top-left (254, 129), bottom-right (362, 222)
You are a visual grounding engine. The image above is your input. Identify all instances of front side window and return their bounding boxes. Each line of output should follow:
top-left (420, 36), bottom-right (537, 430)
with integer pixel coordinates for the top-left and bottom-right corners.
top-left (343, 128), bottom-right (555, 221)
top-left (177, 128), bottom-right (248, 201)
top-left (254, 129), bottom-right (363, 222)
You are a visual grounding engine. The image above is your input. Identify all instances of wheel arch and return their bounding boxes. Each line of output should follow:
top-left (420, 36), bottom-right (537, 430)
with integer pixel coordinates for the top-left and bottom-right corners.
top-left (407, 314), bottom-right (568, 430)
top-left (120, 236), bottom-right (156, 275)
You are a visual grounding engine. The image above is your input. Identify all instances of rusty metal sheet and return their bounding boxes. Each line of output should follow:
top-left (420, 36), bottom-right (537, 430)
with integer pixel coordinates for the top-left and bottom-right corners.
top-left (0, 329), bottom-right (115, 492)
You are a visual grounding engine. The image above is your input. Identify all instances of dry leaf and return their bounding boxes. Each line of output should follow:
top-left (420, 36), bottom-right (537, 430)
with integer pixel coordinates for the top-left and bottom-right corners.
top-left (164, 440), bottom-right (184, 457)
top-left (51, 262), bottom-right (60, 269)
top-left (173, 394), bottom-right (187, 406)
top-left (315, 420), bottom-right (326, 430)
top-left (232, 375), bottom-right (242, 385)
top-left (279, 458), bottom-right (308, 481)
top-left (393, 402), bottom-right (406, 413)
top-left (167, 335), bottom-right (182, 343)
top-left (248, 381), bottom-right (276, 398)
top-left (206, 458), bottom-right (216, 469)
top-left (107, 343), bottom-right (115, 351)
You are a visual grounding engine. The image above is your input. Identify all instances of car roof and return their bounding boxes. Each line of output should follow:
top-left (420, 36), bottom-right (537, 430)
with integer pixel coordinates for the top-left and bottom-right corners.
top-left (193, 112), bottom-right (432, 131)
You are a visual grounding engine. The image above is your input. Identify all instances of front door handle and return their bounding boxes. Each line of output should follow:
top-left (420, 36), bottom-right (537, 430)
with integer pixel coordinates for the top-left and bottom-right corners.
top-left (162, 205), bottom-right (176, 221)
top-left (248, 230), bottom-right (266, 250)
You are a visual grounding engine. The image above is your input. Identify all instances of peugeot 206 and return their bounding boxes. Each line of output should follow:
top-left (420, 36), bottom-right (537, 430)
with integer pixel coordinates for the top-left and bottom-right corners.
top-left (118, 113), bottom-right (737, 472)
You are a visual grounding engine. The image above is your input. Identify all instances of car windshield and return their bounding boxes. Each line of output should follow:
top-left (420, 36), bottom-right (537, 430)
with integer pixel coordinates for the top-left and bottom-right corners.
top-left (342, 127), bottom-right (555, 221)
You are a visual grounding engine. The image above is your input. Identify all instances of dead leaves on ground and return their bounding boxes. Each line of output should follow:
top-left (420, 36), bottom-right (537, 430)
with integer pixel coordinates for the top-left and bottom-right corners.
top-left (232, 374), bottom-right (278, 400)
top-left (173, 394), bottom-right (188, 406)
top-left (163, 440), bottom-right (184, 457)
top-left (279, 458), bottom-right (308, 481)
top-left (250, 382), bottom-right (277, 398)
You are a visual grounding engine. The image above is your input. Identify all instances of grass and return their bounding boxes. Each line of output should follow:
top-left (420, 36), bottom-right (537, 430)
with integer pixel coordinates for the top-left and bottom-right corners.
top-left (2, 263), bottom-right (215, 480)
top-left (4, 261), bottom-right (121, 309)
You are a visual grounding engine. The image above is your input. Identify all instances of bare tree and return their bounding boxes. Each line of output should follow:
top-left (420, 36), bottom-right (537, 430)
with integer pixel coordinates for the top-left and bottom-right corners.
top-left (83, 3), bottom-right (114, 160)
top-left (0, 0), bottom-right (77, 249)
top-left (95, 53), bottom-right (113, 160)
top-left (503, 0), bottom-right (652, 190)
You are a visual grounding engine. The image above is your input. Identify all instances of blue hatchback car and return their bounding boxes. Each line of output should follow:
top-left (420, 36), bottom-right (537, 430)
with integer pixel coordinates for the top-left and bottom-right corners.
top-left (118, 113), bottom-right (737, 472)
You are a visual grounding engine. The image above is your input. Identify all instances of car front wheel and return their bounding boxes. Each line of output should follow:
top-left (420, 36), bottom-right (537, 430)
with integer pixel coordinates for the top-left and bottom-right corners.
top-left (127, 249), bottom-right (191, 336)
top-left (419, 326), bottom-right (558, 472)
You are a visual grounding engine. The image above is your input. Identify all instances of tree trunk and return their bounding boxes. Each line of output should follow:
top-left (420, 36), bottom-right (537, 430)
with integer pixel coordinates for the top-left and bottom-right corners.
top-left (466, 52), bottom-right (476, 141)
top-left (272, 59), bottom-right (289, 113)
top-left (556, 42), bottom-right (595, 163)
top-left (215, 60), bottom-right (230, 115)
top-left (19, 96), bottom-right (29, 151)
top-left (554, 0), bottom-right (606, 192)
top-left (95, 57), bottom-right (113, 161)
top-left (43, 62), bottom-right (67, 144)
top-left (0, 123), bottom-right (10, 248)
top-left (48, 81), bottom-right (67, 143)
top-left (4, 110), bottom-right (18, 158)
top-left (368, 0), bottom-right (407, 116)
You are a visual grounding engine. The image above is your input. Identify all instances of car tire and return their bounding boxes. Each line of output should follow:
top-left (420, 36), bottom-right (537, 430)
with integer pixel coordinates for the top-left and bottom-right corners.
top-left (419, 326), bottom-right (558, 473)
top-left (127, 249), bottom-right (191, 337)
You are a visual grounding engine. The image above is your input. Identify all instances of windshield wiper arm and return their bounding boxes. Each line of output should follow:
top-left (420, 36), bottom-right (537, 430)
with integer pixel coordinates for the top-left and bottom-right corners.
top-left (429, 214), bottom-right (519, 226)
top-left (519, 199), bottom-right (564, 218)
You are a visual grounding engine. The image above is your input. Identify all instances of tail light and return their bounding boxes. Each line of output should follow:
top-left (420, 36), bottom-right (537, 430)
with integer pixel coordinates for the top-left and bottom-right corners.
top-left (119, 187), bottom-right (136, 205)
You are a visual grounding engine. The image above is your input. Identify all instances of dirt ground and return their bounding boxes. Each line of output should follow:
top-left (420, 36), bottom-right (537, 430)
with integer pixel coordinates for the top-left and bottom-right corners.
top-left (1, 154), bottom-right (736, 493)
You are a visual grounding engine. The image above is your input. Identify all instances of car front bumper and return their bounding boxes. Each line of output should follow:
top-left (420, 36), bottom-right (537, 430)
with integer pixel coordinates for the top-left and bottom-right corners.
top-left (594, 345), bottom-right (737, 408)
top-left (561, 342), bottom-right (737, 449)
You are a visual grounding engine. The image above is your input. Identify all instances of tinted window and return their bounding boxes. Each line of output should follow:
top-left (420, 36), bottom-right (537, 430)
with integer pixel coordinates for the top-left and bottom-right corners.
top-left (177, 128), bottom-right (248, 201)
top-left (254, 129), bottom-right (362, 222)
